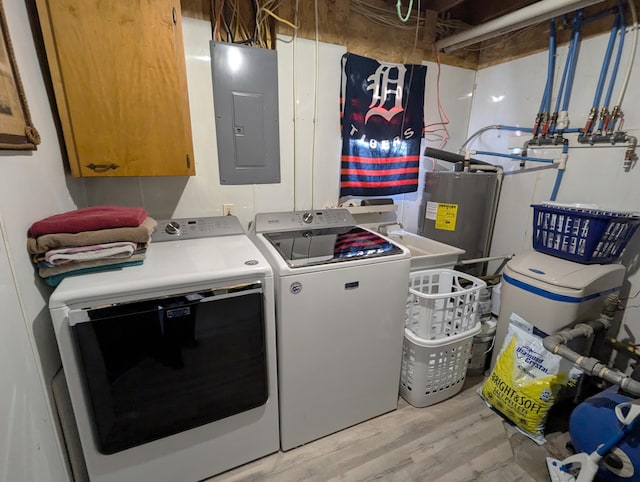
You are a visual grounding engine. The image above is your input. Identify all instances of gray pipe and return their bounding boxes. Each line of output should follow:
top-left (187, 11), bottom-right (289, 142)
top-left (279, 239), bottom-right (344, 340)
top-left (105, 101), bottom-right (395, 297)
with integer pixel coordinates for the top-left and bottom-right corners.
top-left (484, 166), bottom-right (504, 274)
top-left (543, 314), bottom-right (640, 397)
top-left (458, 124), bottom-right (502, 153)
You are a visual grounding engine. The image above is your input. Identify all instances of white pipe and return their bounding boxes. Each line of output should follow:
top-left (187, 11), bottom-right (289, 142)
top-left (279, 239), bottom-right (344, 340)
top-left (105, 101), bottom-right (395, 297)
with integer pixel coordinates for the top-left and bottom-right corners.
top-left (615, 0), bottom-right (638, 108)
top-left (435, 0), bottom-right (607, 53)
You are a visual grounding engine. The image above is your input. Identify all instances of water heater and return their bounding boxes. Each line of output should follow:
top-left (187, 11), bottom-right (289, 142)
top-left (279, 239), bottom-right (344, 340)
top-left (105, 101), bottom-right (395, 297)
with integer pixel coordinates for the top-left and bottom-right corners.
top-left (419, 171), bottom-right (501, 275)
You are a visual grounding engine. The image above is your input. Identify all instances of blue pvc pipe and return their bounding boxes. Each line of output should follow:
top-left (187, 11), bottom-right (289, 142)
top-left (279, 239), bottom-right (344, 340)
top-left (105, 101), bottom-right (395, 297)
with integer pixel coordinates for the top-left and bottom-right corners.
top-left (550, 170), bottom-right (565, 201)
top-left (540, 19), bottom-right (557, 113)
top-left (552, 15), bottom-right (584, 135)
top-left (549, 143), bottom-right (569, 201)
top-left (498, 126), bottom-right (534, 133)
top-left (600, 8), bottom-right (626, 131)
top-left (554, 35), bottom-right (573, 115)
top-left (551, 26), bottom-right (577, 133)
top-left (546, 19), bottom-right (556, 113)
top-left (592, 16), bottom-right (620, 110)
top-left (564, 11), bottom-right (585, 111)
top-left (608, 3), bottom-right (626, 105)
top-left (474, 151), bottom-right (556, 163)
top-left (554, 15), bottom-right (579, 117)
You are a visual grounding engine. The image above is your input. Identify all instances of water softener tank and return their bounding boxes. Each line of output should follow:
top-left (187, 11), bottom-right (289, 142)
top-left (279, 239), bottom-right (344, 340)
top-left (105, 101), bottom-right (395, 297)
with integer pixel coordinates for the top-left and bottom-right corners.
top-left (419, 171), bottom-right (501, 276)
top-left (569, 386), bottom-right (640, 482)
top-left (490, 251), bottom-right (625, 370)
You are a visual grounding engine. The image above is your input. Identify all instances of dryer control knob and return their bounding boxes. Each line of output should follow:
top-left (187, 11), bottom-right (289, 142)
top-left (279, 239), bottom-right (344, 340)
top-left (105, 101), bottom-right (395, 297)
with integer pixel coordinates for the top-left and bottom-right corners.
top-left (302, 212), bottom-right (314, 224)
top-left (165, 221), bottom-right (181, 235)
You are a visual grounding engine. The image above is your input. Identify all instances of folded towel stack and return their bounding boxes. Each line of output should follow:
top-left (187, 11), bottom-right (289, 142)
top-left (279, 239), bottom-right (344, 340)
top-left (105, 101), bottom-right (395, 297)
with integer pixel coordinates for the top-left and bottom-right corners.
top-left (27, 206), bottom-right (157, 286)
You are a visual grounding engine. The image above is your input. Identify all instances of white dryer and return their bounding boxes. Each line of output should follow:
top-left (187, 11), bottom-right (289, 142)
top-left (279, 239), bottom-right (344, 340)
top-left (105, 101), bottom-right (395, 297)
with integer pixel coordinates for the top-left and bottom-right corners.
top-left (49, 216), bottom-right (279, 482)
top-left (251, 209), bottom-right (410, 450)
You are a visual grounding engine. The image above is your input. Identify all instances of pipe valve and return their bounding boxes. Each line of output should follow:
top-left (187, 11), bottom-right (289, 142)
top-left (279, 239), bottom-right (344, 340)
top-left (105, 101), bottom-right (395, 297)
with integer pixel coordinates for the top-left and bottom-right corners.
top-left (556, 110), bottom-right (570, 130)
top-left (624, 136), bottom-right (638, 172)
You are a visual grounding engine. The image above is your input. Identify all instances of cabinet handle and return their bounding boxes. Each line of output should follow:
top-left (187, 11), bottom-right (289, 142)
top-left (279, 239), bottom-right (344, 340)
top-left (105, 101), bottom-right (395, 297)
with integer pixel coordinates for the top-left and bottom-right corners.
top-left (172, 7), bottom-right (177, 24)
top-left (186, 154), bottom-right (191, 168)
top-left (86, 163), bottom-right (120, 172)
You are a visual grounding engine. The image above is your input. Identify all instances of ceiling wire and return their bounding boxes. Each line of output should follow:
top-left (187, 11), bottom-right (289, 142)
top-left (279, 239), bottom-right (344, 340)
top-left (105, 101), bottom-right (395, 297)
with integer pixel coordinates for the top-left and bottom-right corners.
top-left (397, 0), bottom-right (414, 22)
top-left (212, 0), bottom-right (298, 48)
top-left (412, 0), bottom-right (421, 56)
top-left (311, 0), bottom-right (320, 209)
top-left (461, 23), bottom-right (538, 51)
top-left (291, 0), bottom-right (299, 209)
top-left (351, 0), bottom-right (424, 29)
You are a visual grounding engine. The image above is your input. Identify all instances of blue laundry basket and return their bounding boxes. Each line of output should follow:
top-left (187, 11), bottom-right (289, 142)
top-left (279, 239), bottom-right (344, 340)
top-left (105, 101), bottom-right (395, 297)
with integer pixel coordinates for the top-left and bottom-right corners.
top-left (531, 203), bottom-right (640, 264)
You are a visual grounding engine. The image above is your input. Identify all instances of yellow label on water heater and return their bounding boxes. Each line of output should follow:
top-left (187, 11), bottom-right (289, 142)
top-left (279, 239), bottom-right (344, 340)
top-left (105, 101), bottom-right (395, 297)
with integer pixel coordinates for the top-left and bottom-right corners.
top-left (435, 203), bottom-right (458, 231)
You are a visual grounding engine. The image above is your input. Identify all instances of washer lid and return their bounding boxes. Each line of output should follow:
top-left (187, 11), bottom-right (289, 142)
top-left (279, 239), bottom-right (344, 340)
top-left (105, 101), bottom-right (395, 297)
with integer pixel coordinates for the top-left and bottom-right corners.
top-left (263, 226), bottom-right (404, 268)
top-left (505, 251), bottom-right (625, 292)
top-left (49, 235), bottom-right (272, 309)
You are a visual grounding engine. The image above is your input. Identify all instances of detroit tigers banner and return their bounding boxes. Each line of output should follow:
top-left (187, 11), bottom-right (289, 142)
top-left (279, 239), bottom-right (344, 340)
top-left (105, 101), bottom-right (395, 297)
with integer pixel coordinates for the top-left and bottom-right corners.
top-left (340, 53), bottom-right (427, 197)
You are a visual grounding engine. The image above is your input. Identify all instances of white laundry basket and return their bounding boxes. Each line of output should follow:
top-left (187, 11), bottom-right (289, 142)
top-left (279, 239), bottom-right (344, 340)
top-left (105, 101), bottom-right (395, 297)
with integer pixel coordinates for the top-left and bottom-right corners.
top-left (405, 269), bottom-right (485, 340)
top-left (400, 326), bottom-right (481, 407)
top-left (400, 269), bottom-right (485, 407)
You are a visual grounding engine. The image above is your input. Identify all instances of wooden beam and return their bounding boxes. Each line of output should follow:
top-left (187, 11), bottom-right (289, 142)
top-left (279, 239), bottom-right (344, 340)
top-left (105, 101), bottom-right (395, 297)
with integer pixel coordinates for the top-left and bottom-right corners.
top-left (181, 0), bottom-right (210, 20)
top-left (424, 0), bottom-right (466, 14)
top-left (448, 0), bottom-right (537, 25)
top-left (180, 0), bottom-right (620, 70)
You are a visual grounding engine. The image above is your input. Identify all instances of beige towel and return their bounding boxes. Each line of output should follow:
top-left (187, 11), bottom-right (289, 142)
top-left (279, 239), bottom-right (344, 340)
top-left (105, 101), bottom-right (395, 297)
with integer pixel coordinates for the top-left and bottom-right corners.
top-left (38, 253), bottom-right (147, 278)
top-left (28, 217), bottom-right (157, 254)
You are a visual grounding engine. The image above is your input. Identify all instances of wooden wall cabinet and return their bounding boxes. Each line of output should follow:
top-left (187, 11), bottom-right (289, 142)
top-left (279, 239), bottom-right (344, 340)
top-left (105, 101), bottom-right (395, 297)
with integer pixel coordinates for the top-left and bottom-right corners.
top-left (36, 0), bottom-right (195, 177)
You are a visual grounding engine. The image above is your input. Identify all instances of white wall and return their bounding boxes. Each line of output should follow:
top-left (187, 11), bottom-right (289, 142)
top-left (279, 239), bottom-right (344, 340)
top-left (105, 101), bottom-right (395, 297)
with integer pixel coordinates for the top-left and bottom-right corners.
top-left (469, 31), bottom-right (640, 343)
top-left (0, 218), bottom-right (68, 482)
top-left (11, 4), bottom-right (639, 480)
top-left (0, 1), bottom-right (84, 480)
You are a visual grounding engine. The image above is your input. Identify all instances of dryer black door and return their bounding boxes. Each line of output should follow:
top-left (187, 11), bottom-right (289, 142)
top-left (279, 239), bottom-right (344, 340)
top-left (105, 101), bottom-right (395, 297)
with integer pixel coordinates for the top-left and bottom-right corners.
top-left (71, 281), bottom-right (267, 454)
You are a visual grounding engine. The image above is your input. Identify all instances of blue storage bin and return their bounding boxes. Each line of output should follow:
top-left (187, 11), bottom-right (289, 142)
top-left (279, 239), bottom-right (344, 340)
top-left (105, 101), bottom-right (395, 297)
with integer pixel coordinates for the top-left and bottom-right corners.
top-left (531, 203), bottom-right (640, 264)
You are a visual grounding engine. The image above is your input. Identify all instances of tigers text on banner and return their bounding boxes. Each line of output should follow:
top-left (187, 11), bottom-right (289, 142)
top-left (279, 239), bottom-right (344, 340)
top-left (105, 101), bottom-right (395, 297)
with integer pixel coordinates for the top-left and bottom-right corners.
top-left (339, 53), bottom-right (427, 197)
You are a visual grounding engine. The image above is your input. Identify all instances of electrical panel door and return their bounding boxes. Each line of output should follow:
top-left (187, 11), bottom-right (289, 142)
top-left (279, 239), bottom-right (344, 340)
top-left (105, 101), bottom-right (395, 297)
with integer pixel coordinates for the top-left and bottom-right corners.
top-left (210, 42), bottom-right (281, 185)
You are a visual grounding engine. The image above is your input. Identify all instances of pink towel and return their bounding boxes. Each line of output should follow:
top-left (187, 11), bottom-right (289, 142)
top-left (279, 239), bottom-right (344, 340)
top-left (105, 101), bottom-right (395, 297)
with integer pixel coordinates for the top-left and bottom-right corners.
top-left (27, 217), bottom-right (157, 254)
top-left (28, 206), bottom-right (148, 237)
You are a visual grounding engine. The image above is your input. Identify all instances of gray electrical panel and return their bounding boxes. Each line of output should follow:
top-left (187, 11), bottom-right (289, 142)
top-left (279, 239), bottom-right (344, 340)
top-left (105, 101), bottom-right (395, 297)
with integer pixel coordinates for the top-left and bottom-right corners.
top-left (210, 42), bottom-right (281, 184)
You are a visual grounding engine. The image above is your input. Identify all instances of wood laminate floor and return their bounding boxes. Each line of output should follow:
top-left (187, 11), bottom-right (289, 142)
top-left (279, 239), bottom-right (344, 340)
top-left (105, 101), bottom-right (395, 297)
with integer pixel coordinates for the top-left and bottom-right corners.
top-left (207, 376), bottom-right (572, 482)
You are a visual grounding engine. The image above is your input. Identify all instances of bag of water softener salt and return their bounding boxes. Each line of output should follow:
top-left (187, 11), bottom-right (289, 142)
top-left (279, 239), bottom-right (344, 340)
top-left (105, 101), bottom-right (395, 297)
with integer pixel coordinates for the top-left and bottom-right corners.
top-left (479, 313), bottom-right (578, 444)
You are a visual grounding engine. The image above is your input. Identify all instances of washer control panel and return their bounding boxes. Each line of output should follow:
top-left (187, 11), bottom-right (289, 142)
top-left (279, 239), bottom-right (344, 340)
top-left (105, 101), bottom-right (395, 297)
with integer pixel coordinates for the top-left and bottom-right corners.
top-left (253, 209), bottom-right (356, 233)
top-left (153, 216), bottom-right (245, 241)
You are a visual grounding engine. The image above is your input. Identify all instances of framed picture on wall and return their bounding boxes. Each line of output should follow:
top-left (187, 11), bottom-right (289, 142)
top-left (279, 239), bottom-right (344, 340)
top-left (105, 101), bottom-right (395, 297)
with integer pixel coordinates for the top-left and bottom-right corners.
top-left (0, 0), bottom-right (39, 150)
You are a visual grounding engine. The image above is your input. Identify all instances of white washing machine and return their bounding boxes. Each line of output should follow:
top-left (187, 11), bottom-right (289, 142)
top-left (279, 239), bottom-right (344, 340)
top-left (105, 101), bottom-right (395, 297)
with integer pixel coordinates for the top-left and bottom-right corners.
top-left (49, 216), bottom-right (279, 482)
top-left (251, 209), bottom-right (411, 450)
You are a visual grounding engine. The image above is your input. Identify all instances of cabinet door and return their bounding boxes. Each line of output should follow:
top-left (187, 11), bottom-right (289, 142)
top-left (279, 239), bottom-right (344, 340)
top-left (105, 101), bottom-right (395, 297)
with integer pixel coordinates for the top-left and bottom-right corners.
top-left (36, 0), bottom-right (195, 177)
